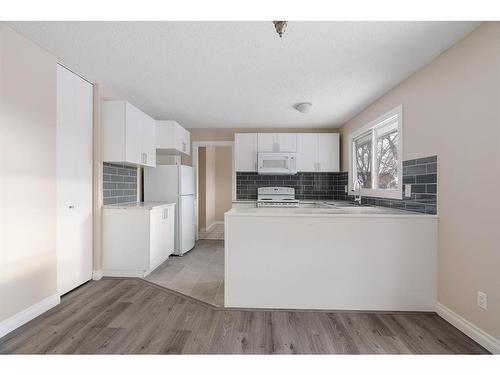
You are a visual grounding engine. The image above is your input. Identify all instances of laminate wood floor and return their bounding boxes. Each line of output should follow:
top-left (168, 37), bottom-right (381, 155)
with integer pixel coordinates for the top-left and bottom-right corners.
top-left (146, 240), bottom-right (224, 306)
top-left (0, 278), bottom-right (489, 354)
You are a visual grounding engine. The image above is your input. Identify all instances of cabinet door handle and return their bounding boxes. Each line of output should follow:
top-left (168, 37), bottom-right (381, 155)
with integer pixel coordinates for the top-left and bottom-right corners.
top-left (145, 153), bottom-right (147, 164)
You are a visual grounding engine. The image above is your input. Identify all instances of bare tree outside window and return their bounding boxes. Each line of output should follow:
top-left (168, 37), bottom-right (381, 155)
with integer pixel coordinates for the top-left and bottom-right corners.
top-left (377, 130), bottom-right (398, 189)
top-left (349, 105), bottom-right (402, 198)
top-left (354, 133), bottom-right (372, 188)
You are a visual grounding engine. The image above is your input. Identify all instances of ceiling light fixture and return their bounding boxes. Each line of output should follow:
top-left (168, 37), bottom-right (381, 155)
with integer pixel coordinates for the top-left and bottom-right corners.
top-left (294, 102), bottom-right (313, 114)
top-left (273, 21), bottom-right (288, 38)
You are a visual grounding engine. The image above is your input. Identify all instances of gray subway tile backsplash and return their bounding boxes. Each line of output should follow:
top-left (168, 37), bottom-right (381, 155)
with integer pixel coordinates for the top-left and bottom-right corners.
top-left (103, 162), bottom-right (138, 205)
top-left (335, 155), bottom-right (438, 214)
top-left (236, 155), bottom-right (438, 215)
top-left (236, 172), bottom-right (335, 200)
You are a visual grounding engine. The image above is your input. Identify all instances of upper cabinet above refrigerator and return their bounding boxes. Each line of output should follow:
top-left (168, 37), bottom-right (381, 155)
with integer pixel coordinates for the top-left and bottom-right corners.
top-left (101, 100), bottom-right (156, 167)
top-left (156, 120), bottom-right (191, 156)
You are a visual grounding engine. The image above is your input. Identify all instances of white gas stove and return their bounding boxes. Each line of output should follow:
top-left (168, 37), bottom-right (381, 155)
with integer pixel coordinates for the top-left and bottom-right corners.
top-left (257, 187), bottom-right (300, 207)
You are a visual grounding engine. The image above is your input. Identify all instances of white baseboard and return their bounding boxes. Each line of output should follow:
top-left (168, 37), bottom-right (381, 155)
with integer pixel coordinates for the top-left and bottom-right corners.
top-left (206, 221), bottom-right (224, 232)
top-left (436, 302), bottom-right (500, 354)
top-left (92, 269), bottom-right (103, 280)
top-left (102, 269), bottom-right (145, 278)
top-left (0, 294), bottom-right (60, 339)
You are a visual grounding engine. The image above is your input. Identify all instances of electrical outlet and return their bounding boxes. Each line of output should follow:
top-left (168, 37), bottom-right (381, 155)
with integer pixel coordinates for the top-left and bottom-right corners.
top-left (405, 184), bottom-right (412, 198)
top-left (344, 186), bottom-right (348, 193)
top-left (477, 291), bottom-right (487, 310)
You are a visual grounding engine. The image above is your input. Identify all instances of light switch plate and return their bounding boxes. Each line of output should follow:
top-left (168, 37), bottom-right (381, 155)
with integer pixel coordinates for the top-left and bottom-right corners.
top-left (405, 184), bottom-right (412, 197)
top-left (344, 186), bottom-right (348, 193)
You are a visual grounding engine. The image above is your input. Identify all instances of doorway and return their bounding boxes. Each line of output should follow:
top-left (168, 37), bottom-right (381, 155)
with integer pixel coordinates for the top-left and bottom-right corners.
top-left (196, 145), bottom-right (233, 239)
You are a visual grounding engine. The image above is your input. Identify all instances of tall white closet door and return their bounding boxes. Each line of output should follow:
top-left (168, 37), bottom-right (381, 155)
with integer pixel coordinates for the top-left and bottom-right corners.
top-left (57, 65), bottom-right (93, 295)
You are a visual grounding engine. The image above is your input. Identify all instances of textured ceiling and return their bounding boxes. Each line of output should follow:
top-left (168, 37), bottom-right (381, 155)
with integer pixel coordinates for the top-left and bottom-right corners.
top-left (7, 21), bottom-right (480, 128)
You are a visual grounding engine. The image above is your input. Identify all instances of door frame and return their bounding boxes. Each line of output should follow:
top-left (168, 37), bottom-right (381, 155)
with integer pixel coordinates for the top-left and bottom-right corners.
top-left (192, 141), bottom-right (235, 240)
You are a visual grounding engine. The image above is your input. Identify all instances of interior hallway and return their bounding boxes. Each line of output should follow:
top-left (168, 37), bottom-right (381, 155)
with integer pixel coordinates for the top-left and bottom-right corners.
top-left (198, 223), bottom-right (224, 240)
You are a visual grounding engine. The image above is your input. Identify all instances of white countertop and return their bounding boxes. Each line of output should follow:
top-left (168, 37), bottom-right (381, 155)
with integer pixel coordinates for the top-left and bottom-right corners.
top-left (226, 204), bottom-right (437, 218)
top-left (103, 201), bottom-right (176, 210)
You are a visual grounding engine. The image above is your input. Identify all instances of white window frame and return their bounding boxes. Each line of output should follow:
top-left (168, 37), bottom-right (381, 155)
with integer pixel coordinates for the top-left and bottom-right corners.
top-left (348, 105), bottom-right (403, 200)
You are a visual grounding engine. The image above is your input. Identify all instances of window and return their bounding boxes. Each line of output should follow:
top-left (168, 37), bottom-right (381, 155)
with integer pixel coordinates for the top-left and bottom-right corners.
top-left (349, 105), bottom-right (403, 199)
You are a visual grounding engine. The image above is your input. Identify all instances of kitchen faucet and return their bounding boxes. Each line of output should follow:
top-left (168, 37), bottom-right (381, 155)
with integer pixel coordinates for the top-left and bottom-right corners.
top-left (353, 178), bottom-right (363, 205)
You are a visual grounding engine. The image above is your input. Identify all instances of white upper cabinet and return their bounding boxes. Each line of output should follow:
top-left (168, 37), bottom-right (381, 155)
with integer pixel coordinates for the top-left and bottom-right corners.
top-left (296, 133), bottom-right (339, 172)
top-left (124, 103), bottom-right (145, 165)
top-left (257, 133), bottom-right (275, 152)
top-left (101, 100), bottom-right (156, 167)
top-left (143, 115), bottom-right (156, 167)
top-left (317, 133), bottom-right (339, 172)
top-left (276, 133), bottom-right (297, 152)
top-left (156, 120), bottom-right (191, 155)
top-left (236, 132), bottom-right (338, 172)
top-left (297, 133), bottom-right (317, 172)
top-left (235, 133), bottom-right (258, 172)
top-left (257, 133), bottom-right (297, 152)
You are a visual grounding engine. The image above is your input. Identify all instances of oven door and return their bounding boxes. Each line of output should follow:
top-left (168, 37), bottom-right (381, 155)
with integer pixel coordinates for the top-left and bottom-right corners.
top-left (258, 152), bottom-right (297, 175)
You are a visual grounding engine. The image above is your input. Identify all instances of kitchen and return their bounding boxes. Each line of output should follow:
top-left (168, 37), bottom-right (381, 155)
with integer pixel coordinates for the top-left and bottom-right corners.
top-left (1, 19), bottom-right (499, 360)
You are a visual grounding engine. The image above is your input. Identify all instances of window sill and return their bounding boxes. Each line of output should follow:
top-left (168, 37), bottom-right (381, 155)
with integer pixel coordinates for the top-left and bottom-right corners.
top-left (348, 189), bottom-right (403, 200)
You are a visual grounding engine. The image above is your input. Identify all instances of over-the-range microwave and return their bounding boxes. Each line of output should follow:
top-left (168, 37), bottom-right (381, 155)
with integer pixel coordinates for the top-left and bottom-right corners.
top-left (257, 152), bottom-right (297, 175)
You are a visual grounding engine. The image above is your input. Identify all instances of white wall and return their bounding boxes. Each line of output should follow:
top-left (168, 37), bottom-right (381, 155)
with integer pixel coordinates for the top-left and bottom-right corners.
top-left (340, 22), bottom-right (500, 341)
top-left (0, 25), bottom-right (58, 322)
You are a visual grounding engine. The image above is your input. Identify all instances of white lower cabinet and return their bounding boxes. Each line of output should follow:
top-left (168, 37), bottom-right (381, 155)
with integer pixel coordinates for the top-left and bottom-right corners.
top-left (102, 204), bottom-right (175, 277)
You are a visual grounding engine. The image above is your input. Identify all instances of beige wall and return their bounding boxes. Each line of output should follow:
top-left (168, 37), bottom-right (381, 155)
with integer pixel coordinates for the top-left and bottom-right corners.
top-left (340, 22), bottom-right (500, 339)
top-left (204, 147), bottom-right (217, 229)
top-left (214, 147), bottom-right (233, 221)
top-left (198, 148), bottom-right (207, 230)
top-left (0, 26), bottom-right (58, 321)
top-left (197, 146), bottom-right (233, 229)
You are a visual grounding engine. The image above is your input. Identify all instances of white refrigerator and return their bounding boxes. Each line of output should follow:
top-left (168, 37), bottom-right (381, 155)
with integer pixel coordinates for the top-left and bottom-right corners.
top-left (144, 165), bottom-right (195, 256)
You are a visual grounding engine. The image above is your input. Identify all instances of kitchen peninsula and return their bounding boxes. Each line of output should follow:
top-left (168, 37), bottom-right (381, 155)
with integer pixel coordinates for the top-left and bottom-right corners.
top-left (224, 204), bottom-right (437, 311)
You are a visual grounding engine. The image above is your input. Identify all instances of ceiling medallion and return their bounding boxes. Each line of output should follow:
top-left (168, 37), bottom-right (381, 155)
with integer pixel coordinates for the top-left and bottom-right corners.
top-left (273, 21), bottom-right (288, 38)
